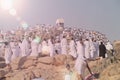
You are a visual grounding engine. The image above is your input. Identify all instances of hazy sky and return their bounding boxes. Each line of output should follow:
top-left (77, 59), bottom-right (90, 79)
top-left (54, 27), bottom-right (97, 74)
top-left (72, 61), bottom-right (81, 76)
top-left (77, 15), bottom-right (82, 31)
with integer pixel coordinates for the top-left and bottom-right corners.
top-left (0, 0), bottom-right (120, 41)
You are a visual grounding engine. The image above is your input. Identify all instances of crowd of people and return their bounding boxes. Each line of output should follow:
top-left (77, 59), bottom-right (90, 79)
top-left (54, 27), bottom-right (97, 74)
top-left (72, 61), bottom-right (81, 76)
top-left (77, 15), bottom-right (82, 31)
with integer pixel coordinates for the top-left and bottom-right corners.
top-left (0, 24), bottom-right (114, 80)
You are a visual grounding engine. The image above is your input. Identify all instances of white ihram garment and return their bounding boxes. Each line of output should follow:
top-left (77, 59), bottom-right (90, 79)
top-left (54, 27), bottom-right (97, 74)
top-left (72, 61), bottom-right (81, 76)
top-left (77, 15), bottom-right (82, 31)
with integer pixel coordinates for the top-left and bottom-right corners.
top-left (94, 41), bottom-right (99, 58)
top-left (90, 41), bottom-right (96, 58)
top-left (21, 39), bottom-right (31, 57)
top-left (11, 45), bottom-right (20, 60)
top-left (69, 40), bottom-right (77, 58)
top-left (84, 41), bottom-right (90, 58)
top-left (61, 38), bottom-right (67, 54)
top-left (48, 39), bottom-right (54, 57)
top-left (30, 40), bottom-right (39, 56)
top-left (4, 45), bottom-right (12, 64)
top-left (55, 42), bottom-right (61, 54)
top-left (38, 43), bottom-right (42, 54)
top-left (75, 41), bottom-right (86, 79)
top-left (41, 40), bottom-right (49, 54)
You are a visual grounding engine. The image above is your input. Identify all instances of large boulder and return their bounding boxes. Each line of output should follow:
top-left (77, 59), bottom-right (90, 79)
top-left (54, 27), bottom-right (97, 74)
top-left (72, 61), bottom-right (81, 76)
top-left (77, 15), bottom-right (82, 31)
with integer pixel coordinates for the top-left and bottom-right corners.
top-left (36, 63), bottom-right (52, 70)
top-left (0, 62), bottom-right (6, 68)
top-left (26, 56), bottom-right (38, 60)
top-left (21, 59), bottom-right (36, 69)
top-left (11, 64), bottom-right (18, 70)
top-left (0, 57), bottom-right (5, 62)
top-left (5, 70), bottom-right (35, 80)
top-left (0, 70), bottom-right (6, 79)
top-left (53, 54), bottom-right (67, 66)
top-left (66, 54), bottom-right (74, 63)
top-left (38, 57), bottom-right (54, 65)
top-left (10, 57), bottom-right (25, 70)
top-left (11, 57), bottom-right (22, 64)
top-left (32, 69), bottom-right (41, 78)
top-left (10, 56), bottom-right (38, 70)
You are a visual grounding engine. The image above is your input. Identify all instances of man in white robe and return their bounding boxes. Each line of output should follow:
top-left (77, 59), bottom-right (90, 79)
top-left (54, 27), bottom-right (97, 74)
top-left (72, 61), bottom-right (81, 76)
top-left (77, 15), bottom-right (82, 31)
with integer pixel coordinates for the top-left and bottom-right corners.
top-left (10, 41), bottom-right (14, 52)
top-left (61, 36), bottom-right (68, 54)
top-left (93, 40), bottom-right (99, 58)
top-left (55, 40), bottom-right (61, 54)
top-left (48, 39), bottom-right (55, 57)
top-left (30, 38), bottom-right (39, 57)
top-left (69, 38), bottom-right (77, 58)
top-left (41, 39), bottom-right (49, 55)
top-left (21, 37), bottom-right (31, 57)
top-left (4, 42), bottom-right (12, 70)
top-left (18, 40), bottom-right (22, 57)
top-left (84, 39), bottom-right (91, 59)
top-left (75, 39), bottom-right (93, 80)
top-left (89, 38), bottom-right (96, 58)
top-left (75, 39), bottom-right (86, 80)
top-left (38, 43), bottom-right (42, 56)
top-left (11, 42), bottom-right (20, 60)
top-left (106, 42), bottom-right (113, 58)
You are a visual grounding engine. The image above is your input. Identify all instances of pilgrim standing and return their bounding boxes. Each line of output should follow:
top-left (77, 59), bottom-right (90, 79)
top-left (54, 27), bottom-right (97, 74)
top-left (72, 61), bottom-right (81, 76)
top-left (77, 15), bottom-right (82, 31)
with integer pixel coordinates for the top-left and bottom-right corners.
top-left (21, 37), bottom-right (31, 57)
top-left (18, 40), bottom-right (22, 57)
top-left (4, 42), bottom-right (12, 70)
top-left (11, 41), bottom-right (20, 60)
top-left (75, 39), bottom-right (93, 80)
top-left (38, 42), bottom-right (42, 56)
top-left (48, 38), bottom-right (55, 57)
top-left (89, 38), bottom-right (96, 58)
top-left (55, 40), bottom-right (61, 54)
top-left (99, 42), bottom-right (106, 58)
top-left (75, 39), bottom-right (86, 80)
top-left (93, 39), bottom-right (99, 58)
top-left (69, 38), bottom-right (77, 58)
top-left (61, 36), bottom-right (68, 54)
top-left (84, 39), bottom-right (91, 59)
top-left (64, 64), bottom-right (73, 80)
top-left (105, 42), bottom-right (113, 58)
top-left (30, 37), bottom-right (39, 57)
top-left (41, 39), bottom-right (49, 55)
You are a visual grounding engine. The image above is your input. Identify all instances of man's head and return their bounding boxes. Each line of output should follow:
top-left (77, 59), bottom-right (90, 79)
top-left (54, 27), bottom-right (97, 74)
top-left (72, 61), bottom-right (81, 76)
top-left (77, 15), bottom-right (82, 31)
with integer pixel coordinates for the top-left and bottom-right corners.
top-left (66, 64), bottom-right (70, 70)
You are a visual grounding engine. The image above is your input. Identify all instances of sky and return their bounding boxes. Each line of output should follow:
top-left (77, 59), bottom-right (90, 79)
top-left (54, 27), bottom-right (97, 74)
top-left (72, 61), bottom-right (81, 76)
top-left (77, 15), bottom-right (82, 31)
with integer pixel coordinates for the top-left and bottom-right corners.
top-left (0, 0), bottom-right (120, 41)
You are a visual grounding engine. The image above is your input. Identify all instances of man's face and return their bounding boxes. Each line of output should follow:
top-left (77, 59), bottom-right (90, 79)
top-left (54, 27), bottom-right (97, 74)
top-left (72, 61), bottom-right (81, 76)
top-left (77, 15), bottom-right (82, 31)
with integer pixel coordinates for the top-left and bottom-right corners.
top-left (66, 66), bottom-right (70, 70)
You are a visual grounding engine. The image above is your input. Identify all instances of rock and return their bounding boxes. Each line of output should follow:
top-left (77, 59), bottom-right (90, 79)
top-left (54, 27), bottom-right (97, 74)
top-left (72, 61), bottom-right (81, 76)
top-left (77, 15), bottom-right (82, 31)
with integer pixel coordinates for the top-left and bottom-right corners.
top-left (100, 63), bottom-right (120, 80)
top-left (0, 57), bottom-right (5, 61)
top-left (11, 64), bottom-right (18, 70)
top-left (24, 71), bottom-right (35, 80)
top-left (11, 57), bottom-right (22, 64)
top-left (0, 70), bottom-right (6, 78)
top-left (32, 69), bottom-right (41, 78)
top-left (11, 56), bottom-right (37, 65)
top-left (66, 54), bottom-right (74, 63)
top-left (27, 66), bottom-right (36, 70)
top-left (26, 56), bottom-right (38, 60)
top-left (53, 54), bottom-right (67, 66)
top-left (10, 71), bottom-right (25, 80)
top-left (5, 73), bottom-right (13, 78)
top-left (38, 57), bottom-right (54, 65)
top-left (21, 59), bottom-right (36, 69)
top-left (0, 62), bottom-right (6, 68)
top-left (5, 70), bottom-right (35, 80)
top-left (10, 57), bottom-right (25, 70)
top-left (36, 63), bottom-right (52, 70)
top-left (11, 56), bottom-right (37, 69)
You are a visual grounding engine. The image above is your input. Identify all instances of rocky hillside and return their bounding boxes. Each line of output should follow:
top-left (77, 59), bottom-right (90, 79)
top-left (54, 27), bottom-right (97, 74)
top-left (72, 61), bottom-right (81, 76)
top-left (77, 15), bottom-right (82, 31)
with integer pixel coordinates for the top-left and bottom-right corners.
top-left (0, 40), bottom-right (120, 80)
top-left (0, 54), bottom-right (75, 80)
top-left (99, 40), bottom-right (120, 80)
